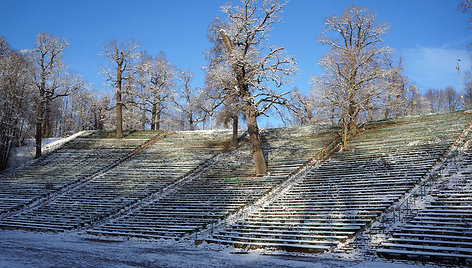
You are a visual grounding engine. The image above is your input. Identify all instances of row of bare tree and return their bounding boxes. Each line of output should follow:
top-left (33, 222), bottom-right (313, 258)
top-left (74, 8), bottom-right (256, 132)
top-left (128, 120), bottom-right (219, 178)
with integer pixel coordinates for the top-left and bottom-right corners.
top-left (1, 0), bottom-right (470, 174)
top-left (0, 34), bottom-right (85, 170)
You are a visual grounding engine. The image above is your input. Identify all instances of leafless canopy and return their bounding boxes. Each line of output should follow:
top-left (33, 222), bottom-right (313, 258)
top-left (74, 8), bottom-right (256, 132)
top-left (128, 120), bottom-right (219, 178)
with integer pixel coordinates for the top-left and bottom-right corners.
top-left (205, 0), bottom-right (296, 174)
top-left (313, 5), bottom-right (393, 148)
top-left (100, 39), bottom-right (140, 138)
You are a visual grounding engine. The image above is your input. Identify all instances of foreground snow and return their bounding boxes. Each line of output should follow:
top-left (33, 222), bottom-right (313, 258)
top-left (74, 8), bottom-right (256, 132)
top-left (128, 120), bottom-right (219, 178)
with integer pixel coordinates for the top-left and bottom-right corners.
top-left (0, 230), bottom-right (442, 268)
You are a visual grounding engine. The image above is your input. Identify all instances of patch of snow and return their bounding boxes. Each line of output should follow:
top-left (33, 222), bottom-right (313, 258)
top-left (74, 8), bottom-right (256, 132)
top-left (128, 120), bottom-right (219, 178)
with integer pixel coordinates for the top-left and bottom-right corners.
top-left (407, 140), bottom-right (420, 146)
top-left (0, 230), bottom-right (440, 268)
top-left (3, 131), bottom-right (90, 175)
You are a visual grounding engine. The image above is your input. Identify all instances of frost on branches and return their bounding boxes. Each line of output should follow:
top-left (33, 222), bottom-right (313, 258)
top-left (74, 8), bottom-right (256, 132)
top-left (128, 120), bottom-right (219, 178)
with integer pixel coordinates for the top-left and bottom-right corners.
top-left (0, 38), bottom-right (34, 170)
top-left (31, 33), bottom-right (83, 158)
top-left (205, 0), bottom-right (297, 175)
top-left (100, 39), bottom-right (140, 138)
top-left (312, 5), bottom-right (394, 149)
top-left (173, 70), bottom-right (209, 131)
top-left (133, 52), bottom-right (175, 131)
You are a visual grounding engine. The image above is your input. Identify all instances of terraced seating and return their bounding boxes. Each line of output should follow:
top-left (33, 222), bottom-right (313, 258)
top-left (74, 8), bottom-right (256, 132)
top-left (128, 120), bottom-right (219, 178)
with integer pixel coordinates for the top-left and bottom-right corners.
top-left (0, 131), bottom-right (231, 231)
top-left (377, 150), bottom-right (472, 263)
top-left (0, 131), bottom-right (155, 215)
top-left (86, 125), bottom-right (336, 239)
top-left (207, 111), bottom-right (472, 252)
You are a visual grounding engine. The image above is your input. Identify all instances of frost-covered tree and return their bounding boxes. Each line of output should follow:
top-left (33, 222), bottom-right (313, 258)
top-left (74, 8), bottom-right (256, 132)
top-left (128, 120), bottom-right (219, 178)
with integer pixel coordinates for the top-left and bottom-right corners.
top-left (464, 73), bottom-right (472, 109)
top-left (204, 20), bottom-right (242, 147)
top-left (100, 39), bottom-right (140, 138)
top-left (423, 87), bottom-right (461, 113)
top-left (133, 52), bottom-right (175, 131)
top-left (55, 88), bottom-right (106, 135)
top-left (444, 86), bottom-right (461, 111)
top-left (173, 70), bottom-right (207, 131)
top-left (424, 88), bottom-right (445, 113)
top-left (0, 38), bottom-right (34, 170)
top-left (206, 0), bottom-right (297, 175)
top-left (31, 33), bottom-right (82, 158)
top-left (403, 84), bottom-right (424, 115)
top-left (314, 5), bottom-right (392, 148)
top-left (289, 87), bottom-right (317, 126)
top-left (382, 57), bottom-right (407, 119)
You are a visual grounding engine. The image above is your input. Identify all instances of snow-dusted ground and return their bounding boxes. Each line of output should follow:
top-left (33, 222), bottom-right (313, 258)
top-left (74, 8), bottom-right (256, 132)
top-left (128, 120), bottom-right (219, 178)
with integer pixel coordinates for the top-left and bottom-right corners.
top-left (3, 131), bottom-right (89, 174)
top-left (0, 230), bottom-right (442, 268)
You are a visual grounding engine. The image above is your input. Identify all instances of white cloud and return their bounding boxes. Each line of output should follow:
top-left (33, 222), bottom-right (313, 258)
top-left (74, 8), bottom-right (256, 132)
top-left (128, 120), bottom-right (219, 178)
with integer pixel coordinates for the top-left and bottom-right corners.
top-left (402, 47), bottom-right (471, 93)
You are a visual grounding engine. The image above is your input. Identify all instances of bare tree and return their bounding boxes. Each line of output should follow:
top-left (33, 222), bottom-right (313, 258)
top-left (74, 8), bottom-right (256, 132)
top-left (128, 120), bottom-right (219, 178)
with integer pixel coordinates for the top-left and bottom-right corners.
top-left (204, 18), bottom-right (242, 146)
top-left (444, 86), bottom-right (461, 111)
top-left (206, 0), bottom-right (297, 175)
top-left (404, 83), bottom-right (424, 115)
top-left (173, 70), bottom-right (207, 131)
top-left (383, 57), bottom-right (408, 119)
top-left (424, 88), bottom-right (444, 113)
top-left (132, 53), bottom-right (152, 130)
top-left (100, 39), bottom-right (140, 138)
top-left (213, 102), bottom-right (243, 147)
top-left (0, 38), bottom-right (34, 170)
top-left (289, 87), bottom-right (316, 126)
top-left (31, 33), bottom-right (82, 158)
top-left (132, 52), bottom-right (175, 131)
top-left (55, 88), bottom-right (107, 135)
top-left (315, 5), bottom-right (392, 148)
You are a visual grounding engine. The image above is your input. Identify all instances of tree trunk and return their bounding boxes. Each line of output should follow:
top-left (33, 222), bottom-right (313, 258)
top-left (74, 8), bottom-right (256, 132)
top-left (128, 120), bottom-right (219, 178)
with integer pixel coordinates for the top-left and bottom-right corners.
top-left (189, 114), bottom-right (194, 131)
top-left (97, 110), bottom-right (104, 130)
top-left (35, 108), bottom-right (43, 159)
top-left (232, 114), bottom-right (238, 148)
top-left (141, 103), bottom-right (146, 130)
top-left (115, 65), bottom-right (123, 139)
top-left (156, 109), bottom-right (161, 131)
top-left (93, 110), bottom-right (98, 130)
top-left (368, 108), bottom-right (373, 121)
top-left (35, 81), bottom-right (46, 158)
top-left (384, 96), bottom-right (390, 119)
top-left (116, 91), bottom-right (123, 138)
top-left (242, 94), bottom-right (267, 175)
top-left (342, 117), bottom-right (348, 149)
top-left (151, 103), bottom-right (156, 131)
top-left (395, 94), bottom-right (401, 116)
top-left (348, 102), bottom-right (358, 135)
top-left (43, 98), bottom-right (52, 138)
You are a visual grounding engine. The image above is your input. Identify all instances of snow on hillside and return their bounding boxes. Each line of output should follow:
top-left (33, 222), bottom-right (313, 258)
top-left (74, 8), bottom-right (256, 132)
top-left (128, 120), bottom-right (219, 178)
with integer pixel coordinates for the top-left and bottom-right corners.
top-left (0, 230), bottom-right (439, 268)
top-left (3, 131), bottom-right (89, 174)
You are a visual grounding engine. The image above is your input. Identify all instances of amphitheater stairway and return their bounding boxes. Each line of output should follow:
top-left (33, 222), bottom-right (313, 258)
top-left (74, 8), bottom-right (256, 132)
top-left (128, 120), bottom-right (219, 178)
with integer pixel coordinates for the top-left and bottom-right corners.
top-left (86, 125), bottom-right (337, 239)
top-left (0, 130), bottom-right (232, 231)
top-left (0, 130), bottom-right (160, 217)
top-left (206, 111), bottom-right (472, 253)
top-left (377, 142), bottom-right (472, 263)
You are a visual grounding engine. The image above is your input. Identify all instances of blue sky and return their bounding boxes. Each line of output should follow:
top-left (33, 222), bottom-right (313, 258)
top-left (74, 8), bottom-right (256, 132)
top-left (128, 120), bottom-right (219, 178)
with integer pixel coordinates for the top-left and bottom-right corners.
top-left (1, 0), bottom-right (471, 98)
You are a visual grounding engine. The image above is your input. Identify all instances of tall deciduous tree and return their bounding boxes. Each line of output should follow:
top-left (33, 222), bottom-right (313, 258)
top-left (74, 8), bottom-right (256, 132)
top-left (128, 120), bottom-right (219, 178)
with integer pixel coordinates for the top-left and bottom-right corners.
top-left (31, 33), bottom-right (82, 158)
top-left (206, 0), bottom-right (296, 175)
top-left (133, 52), bottom-right (174, 131)
top-left (174, 70), bottom-right (207, 131)
top-left (0, 38), bottom-right (34, 170)
top-left (204, 20), bottom-right (241, 147)
top-left (289, 87), bottom-right (316, 126)
top-left (315, 5), bottom-right (392, 148)
top-left (424, 88), bottom-right (445, 113)
top-left (100, 39), bottom-right (140, 138)
top-left (444, 86), bottom-right (461, 111)
top-left (383, 57), bottom-right (407, 119)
